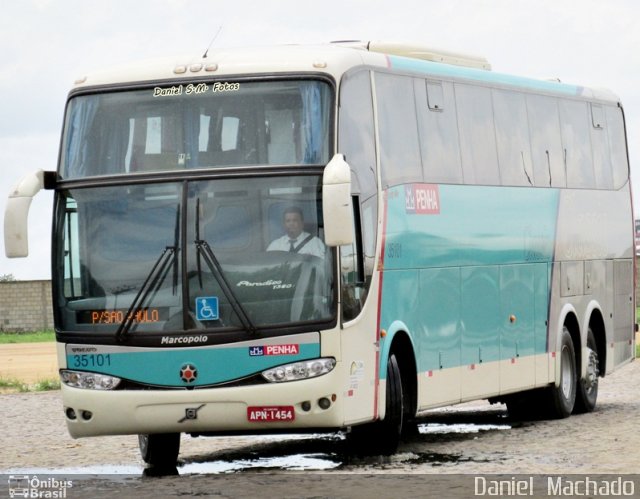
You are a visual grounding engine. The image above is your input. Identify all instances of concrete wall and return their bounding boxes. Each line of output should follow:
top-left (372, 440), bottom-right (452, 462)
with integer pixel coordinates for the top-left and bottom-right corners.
top-left (0, 280), bottom-right (53, 332)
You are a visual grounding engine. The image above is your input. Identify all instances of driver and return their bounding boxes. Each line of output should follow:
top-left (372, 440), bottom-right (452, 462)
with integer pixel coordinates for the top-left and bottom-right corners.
top-left (267, 206), bottom-right (325, 259)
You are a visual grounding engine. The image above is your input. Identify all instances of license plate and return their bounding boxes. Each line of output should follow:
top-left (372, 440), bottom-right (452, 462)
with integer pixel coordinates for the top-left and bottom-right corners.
top-left (247, 406), bottom-right (295, 422)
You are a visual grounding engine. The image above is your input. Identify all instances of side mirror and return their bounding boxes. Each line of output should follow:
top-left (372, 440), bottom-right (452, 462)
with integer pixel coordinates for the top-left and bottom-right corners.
top-left (322, 154), bottom-right (354, 247)
top-left (4, 170), bottom-right (49, 258)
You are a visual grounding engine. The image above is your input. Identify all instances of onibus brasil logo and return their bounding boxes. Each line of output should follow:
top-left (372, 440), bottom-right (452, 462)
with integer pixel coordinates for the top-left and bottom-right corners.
top-left (8, 475), bottom-right (73, 498)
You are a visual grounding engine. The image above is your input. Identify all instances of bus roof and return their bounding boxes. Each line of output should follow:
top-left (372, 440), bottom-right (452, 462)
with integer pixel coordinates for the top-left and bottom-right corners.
top-left (71, 42), bottom-right (620, 104)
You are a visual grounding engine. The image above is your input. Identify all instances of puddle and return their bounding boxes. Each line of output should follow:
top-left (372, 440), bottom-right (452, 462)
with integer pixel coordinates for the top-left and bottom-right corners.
top-left (418, 422), bottom-right (511, 434)
top-left (181, 452), bottom-right (341, 473)
top-left (1, 419), bottom-right (512, 477)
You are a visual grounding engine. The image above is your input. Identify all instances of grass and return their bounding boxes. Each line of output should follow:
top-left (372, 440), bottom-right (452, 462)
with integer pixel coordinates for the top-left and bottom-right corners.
top-left (0, 377), bottom-right (60, 392)
top-left (0, 330), bottom-right (55, 344)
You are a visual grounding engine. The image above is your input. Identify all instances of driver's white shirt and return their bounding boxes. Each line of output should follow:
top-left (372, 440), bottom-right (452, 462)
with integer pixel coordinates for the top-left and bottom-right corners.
top-left (267, 231), bottom-right (326, 259)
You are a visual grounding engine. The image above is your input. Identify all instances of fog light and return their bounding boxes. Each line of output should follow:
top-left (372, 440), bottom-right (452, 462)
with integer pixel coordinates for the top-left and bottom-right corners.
top-left (301, 401), bottom-right (311, 412)
top-left (318, 397), bottom-right (331, 410)
top-left (81, 410), bottom-right (93, 421)
top-left (65, 408), bottom-right (77, 420)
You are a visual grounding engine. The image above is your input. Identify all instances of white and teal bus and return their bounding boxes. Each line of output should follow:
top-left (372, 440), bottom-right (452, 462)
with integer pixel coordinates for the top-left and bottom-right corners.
top-left (4, 41), bottom-right (636, 466)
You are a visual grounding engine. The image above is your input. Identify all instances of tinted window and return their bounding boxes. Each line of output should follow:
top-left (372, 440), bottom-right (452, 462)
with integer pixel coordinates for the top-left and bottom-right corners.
top-left (339, 70), bottom-right (377, 199)
top-left (493, 89), bottom-right (534, 186)
top-left (526, 94), bottom-right (565, 188)
top-left (60, 80), bottom-right (332, 178)
top-left (375, 73), bottom-right (422, 187)
top-left (590, 104), bottom-right (613, 190)
top-left (606, 105), bottom-right (629, 189)
top-left (454, 83), bottom-right (500, 185)
top-left (416, 79), bottom-right (463, 184)
top-left (339, 70), bottom-right (378, 320)
top-left (560, 100), bottom-right (595, 188)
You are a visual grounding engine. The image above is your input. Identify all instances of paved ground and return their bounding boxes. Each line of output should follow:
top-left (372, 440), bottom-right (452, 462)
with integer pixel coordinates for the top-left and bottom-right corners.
top-left (1, 342), bottom-right (638, 498)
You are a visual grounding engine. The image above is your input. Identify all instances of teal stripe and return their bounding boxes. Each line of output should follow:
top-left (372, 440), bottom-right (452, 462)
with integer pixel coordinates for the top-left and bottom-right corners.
top-left (66, 343), bottom-right (320, 387)
top-left (388, 55), bottom-right (582, 96)
top-left (384, 184), bottom-right (558, 269)
top-left (380, 184), bottom-right (558, 375)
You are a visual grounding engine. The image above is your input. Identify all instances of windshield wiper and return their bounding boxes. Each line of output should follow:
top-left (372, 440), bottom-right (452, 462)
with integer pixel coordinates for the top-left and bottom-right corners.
top-left (195, 240), bottom-right (257, 335)
top-left (116, 205), bottom-right (180, 342)
top-left (195, 198), bottom-right (257, 335)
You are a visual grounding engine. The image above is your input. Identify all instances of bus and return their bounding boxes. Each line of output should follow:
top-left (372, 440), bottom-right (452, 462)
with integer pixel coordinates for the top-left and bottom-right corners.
top-left (4, 41), bottom-right (636, 466)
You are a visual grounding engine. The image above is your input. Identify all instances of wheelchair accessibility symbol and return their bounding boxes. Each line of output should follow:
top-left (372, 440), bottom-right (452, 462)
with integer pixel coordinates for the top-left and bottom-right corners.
top-left (196, 296), bottom-right (219, 321)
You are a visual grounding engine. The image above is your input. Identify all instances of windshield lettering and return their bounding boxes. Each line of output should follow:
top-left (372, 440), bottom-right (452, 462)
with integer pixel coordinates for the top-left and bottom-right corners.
top-left (161, 335), bottom-right (208, 345)
top-left (153, 85), bottom-right (183, 97)
top-left (236, 280), bottom-right (293, 290)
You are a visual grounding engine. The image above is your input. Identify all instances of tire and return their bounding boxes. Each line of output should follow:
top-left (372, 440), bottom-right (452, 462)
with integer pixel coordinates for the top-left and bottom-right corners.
top-left (379, 352), bottom-right (404, 453)
top-left (545, 327), bottom-right (577, 418)
top-left (347, 353), bottom-right (404, 455)
top-left (138, 433), bottom-right (180, 467)
top-left (574, 327), bottom-right (599, 413)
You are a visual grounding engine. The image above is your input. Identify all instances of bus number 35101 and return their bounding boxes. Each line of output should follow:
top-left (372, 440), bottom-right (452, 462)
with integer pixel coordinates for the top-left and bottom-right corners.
top-left (72, 354), bottom-right (112, 368)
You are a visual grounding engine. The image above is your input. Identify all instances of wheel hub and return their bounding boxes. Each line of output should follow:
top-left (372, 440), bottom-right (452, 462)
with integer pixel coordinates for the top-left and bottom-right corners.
top-left (584, 347), bottom-right (599, 391)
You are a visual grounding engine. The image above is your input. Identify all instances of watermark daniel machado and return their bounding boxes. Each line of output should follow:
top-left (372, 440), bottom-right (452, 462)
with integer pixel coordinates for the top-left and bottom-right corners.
top-left (474, 475), bottom-right (637, 497)
top-left (7, 475), bottom-right (73, 498)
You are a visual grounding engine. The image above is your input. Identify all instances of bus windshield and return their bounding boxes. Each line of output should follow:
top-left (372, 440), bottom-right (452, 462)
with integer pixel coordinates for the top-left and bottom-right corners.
top-left (60, 79), bottom-right (332, 179)
top-left (54, 175), bottom-right (335, 336)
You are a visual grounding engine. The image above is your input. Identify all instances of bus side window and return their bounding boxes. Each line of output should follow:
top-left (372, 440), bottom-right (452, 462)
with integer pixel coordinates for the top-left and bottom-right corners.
top-left (606, 105), bottom-right (628, 190)
top-left (416, 79), bottom-right (463, 184)
top-left (339, 70), bottom-right (378, 321)
top-left (527, 94), bottom-right (566, 188)
top-left (590, 103), bottom-right (613, 190)
top-left (340, 198), bottom-right (365, 322)
top-left (454, 83), bottom-right (500, 185)
top-left (375, 73), bottom-right (422, 187)
top-left (62, 196), bottom-right (82, 298)
top-left (493, 89), bottom-right (534, 187)
top-left (559, 100), bottom-right (595, 189)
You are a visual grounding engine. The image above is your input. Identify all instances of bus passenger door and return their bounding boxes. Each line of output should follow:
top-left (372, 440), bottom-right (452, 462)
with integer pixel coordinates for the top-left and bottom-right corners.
top-left (339, 197), bottom-right (379, 425)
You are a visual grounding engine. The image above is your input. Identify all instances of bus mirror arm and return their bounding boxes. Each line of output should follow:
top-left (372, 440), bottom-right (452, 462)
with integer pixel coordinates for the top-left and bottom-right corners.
top-left (4, 169), bottom-right (56, 258)
top-left (322, 154), bottom-right (354, 247)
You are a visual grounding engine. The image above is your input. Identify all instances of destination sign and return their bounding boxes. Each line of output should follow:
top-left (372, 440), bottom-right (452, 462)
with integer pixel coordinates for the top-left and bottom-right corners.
top-left (76, 308), bottom-right (169, 325)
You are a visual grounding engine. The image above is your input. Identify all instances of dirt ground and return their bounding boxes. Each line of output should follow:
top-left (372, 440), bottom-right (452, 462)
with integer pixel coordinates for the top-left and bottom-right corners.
top-left (0, 342), bottom-right (58, 384)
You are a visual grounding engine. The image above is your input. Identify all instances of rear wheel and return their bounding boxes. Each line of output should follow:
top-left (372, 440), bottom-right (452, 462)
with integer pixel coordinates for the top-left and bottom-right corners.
top-left (138, 433), bottom-right (180, 468)
top-left (574, 327), bottom-right (599, 413)
top-left (545, 327), bottom-right (577, 418)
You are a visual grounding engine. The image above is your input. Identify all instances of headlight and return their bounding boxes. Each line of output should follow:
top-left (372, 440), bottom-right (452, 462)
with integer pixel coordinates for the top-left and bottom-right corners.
top-left (262, 358), bottom-right (336, 383)
top-left (60, 370), bottom-right (121, 390)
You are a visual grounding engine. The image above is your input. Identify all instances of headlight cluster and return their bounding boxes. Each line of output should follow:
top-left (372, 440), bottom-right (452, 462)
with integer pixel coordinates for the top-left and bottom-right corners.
top-left (262, 358), bottom-right (336, 383)
top-left (60, 370), bottom-right (121, 390)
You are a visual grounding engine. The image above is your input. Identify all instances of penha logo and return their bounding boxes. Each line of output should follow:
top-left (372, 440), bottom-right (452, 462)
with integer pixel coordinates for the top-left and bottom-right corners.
top-left (405, 183), bottom-right (440, 215)
top-left (249, 344), bottom-right (300, 356)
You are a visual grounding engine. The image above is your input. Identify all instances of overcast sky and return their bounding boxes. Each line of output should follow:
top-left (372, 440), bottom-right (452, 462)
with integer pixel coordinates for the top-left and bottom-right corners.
top-left (1, 0), bottom-right (639, 280)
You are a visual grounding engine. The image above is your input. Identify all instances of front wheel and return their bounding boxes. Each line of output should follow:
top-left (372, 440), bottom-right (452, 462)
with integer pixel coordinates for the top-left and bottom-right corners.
top-left (545, 327), bottom-right (577, 418)
top-left (347, 352), bottom-right (404, 455)
top-left (138, 433), bottom-right (180, 468)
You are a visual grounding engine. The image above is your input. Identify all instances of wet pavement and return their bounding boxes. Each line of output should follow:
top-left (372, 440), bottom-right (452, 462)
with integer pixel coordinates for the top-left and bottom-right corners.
top-left (1, 361), bottom-right (639, 497)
